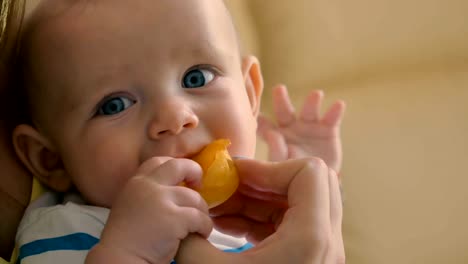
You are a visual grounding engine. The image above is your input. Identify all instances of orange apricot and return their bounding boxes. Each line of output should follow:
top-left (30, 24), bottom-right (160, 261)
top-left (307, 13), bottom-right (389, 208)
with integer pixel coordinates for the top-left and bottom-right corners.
top-left (191, 139), bottom-right (239, 208)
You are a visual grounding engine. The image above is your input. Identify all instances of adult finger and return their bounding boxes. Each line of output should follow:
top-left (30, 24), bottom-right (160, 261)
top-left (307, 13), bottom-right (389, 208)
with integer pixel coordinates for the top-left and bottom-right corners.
top-left (210, 192), bottom-right (286, 223)
top-left (243, 158), bottom-right (332, 264)
top-left (299, 89), bottom-right (324, 122)
top-left (272, 84), bottom-right (296, 127)
top-left (328, 169), bottom-right (343, 230)
top-left (234, 158), bottom-right (329, 202)
top-left (235, 158), bottom-right (331, 232)
top-left (324, 169), bottom-right (346, 264)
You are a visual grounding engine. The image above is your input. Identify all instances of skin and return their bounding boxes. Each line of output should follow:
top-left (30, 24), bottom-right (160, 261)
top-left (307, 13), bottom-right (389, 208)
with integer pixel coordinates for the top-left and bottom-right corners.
top-left (11, 0), bottom-right (346, 262)
top-left (87, 158), bottom-right (345, 264)
top-left (176, 158), bottom-right (345, 264)
top-left (257, 85), bottom-right (345, 172)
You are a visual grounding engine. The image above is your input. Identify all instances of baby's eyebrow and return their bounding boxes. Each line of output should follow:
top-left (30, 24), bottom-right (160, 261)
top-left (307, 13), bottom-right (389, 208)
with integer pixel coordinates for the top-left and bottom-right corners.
top-left (62, 66), bottom-right (131, 116)
top-left (185, 42), bottom-right (234, 64)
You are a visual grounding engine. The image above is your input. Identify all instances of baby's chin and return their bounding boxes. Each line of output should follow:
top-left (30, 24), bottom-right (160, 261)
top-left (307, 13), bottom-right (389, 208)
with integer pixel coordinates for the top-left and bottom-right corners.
top-left (77, 186), bottom-right (119, 208)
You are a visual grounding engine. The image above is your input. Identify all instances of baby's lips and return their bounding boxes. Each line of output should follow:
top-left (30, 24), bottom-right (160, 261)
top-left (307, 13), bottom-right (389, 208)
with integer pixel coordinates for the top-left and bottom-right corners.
top-left (190, 139), bottom-right (239, 208)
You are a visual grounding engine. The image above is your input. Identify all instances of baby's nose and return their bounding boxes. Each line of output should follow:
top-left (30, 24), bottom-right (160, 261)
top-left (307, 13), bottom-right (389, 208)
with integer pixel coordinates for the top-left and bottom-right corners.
top-left (148, 101), bottom-right (199, 139)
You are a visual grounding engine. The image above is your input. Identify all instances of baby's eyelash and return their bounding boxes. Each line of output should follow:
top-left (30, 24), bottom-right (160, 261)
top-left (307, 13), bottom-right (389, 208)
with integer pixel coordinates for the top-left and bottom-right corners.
top-left (93, 93), bottom-right (136, 117)
top-left (186, 64), bottom-right (222, 75)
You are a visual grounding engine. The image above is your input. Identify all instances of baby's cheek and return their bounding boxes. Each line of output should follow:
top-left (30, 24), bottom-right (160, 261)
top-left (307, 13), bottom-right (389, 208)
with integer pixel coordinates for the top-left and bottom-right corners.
top-left (212, 120), bottom-right (255, 157)
top-left (73, 149), bottom-right (139, 207)
top-left (228, 127), bottom-right (257, 158)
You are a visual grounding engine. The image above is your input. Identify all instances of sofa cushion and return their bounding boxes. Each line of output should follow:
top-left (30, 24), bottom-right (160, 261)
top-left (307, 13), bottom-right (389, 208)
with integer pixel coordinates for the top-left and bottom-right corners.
top-left (247, 0), bottom-right (468, 94)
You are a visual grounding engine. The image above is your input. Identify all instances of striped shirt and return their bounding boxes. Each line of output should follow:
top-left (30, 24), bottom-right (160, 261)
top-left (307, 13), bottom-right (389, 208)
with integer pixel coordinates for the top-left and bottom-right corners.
top-left (15, 192), bottom-right (252, 264)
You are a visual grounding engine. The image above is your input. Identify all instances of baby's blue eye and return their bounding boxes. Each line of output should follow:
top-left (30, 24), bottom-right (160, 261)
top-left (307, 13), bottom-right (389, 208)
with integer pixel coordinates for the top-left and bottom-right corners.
top-left (182, 69), bottom-right (214, 88)
top-left (98, 97), bottom-right (135, 116)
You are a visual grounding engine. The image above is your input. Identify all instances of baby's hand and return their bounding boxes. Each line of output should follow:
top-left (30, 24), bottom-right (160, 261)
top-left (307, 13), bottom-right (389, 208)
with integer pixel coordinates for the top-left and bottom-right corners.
top-left (86, 158), bottom-right (212, 264)
top-left (258, 85), bottom-right (345, 172)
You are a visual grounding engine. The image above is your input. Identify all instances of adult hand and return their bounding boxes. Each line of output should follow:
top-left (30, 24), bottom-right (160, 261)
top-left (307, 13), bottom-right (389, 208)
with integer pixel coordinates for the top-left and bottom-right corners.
top-left (175, 157), bottom-right (345, 264)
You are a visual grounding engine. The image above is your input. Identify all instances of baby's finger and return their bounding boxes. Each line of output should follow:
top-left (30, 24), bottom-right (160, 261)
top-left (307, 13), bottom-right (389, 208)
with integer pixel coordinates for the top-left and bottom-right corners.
top-left (299, 89), bottom-right (324, 122)
top-left (322, 100), bottom-right (346, 127)
top-left (170, 186), bottom-right (209, 215)
top-left (272, 84), bottom-right (296, 127)
top-left (263, 129), bottom-right (288, 161)
top-left (257, 114), bottom-right (276, 137)
top-left (256, 115), bottom-right (287, 161)
top-left (137, 156), bottom-right (173, 175)
top-left (146, 159), bottom-right (203, 187)
top-left (179, 207), bottom-right (214, 239)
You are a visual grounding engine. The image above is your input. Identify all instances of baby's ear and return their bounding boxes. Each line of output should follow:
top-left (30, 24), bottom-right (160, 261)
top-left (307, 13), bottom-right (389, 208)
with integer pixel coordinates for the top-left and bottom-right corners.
top-left (13, 125), bottom-right (71, 192)
top-left (241, 55), bottom-right (264, 117)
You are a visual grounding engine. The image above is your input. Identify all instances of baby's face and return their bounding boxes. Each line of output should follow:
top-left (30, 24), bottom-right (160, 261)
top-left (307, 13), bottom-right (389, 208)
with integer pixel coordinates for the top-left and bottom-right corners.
top-left (25, 0), bottom-right (261, 206)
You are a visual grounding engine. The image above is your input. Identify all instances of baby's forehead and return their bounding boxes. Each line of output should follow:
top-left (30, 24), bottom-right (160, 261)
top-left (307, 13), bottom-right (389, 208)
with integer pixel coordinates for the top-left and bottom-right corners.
top-left (28, 0), bottom-right (234, 33)
top-left (21, 0), bottom-right (240, 118)
top-left (23, 0), bottom-right (239, 74)
top-left (25, 0), bottom-right (239, 61)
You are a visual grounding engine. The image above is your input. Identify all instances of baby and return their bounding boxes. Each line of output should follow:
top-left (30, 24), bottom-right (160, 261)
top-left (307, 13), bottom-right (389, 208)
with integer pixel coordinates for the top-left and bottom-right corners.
top-left (11, 0), bottom-right (345, 263)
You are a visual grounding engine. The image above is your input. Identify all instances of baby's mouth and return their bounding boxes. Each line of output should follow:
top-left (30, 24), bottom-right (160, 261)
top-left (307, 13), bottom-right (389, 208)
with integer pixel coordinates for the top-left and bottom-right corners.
top-left (172, 144), bottom-right (209, 159)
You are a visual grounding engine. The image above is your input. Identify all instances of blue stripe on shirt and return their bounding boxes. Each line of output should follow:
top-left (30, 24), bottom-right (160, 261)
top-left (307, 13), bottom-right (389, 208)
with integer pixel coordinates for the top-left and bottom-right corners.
top-left (19, 234), bottom-right (252, 264)
top-left (170, 243), bottom-right (254, 264)
top-left (223, 242), bottom-right (254, 253)
top-left (17, 232), bottom-right (99, 264)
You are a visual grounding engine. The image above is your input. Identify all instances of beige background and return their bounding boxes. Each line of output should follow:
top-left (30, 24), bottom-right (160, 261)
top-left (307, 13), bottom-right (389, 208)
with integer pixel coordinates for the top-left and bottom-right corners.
top-left (226, 0), bottom-right (468, 263)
